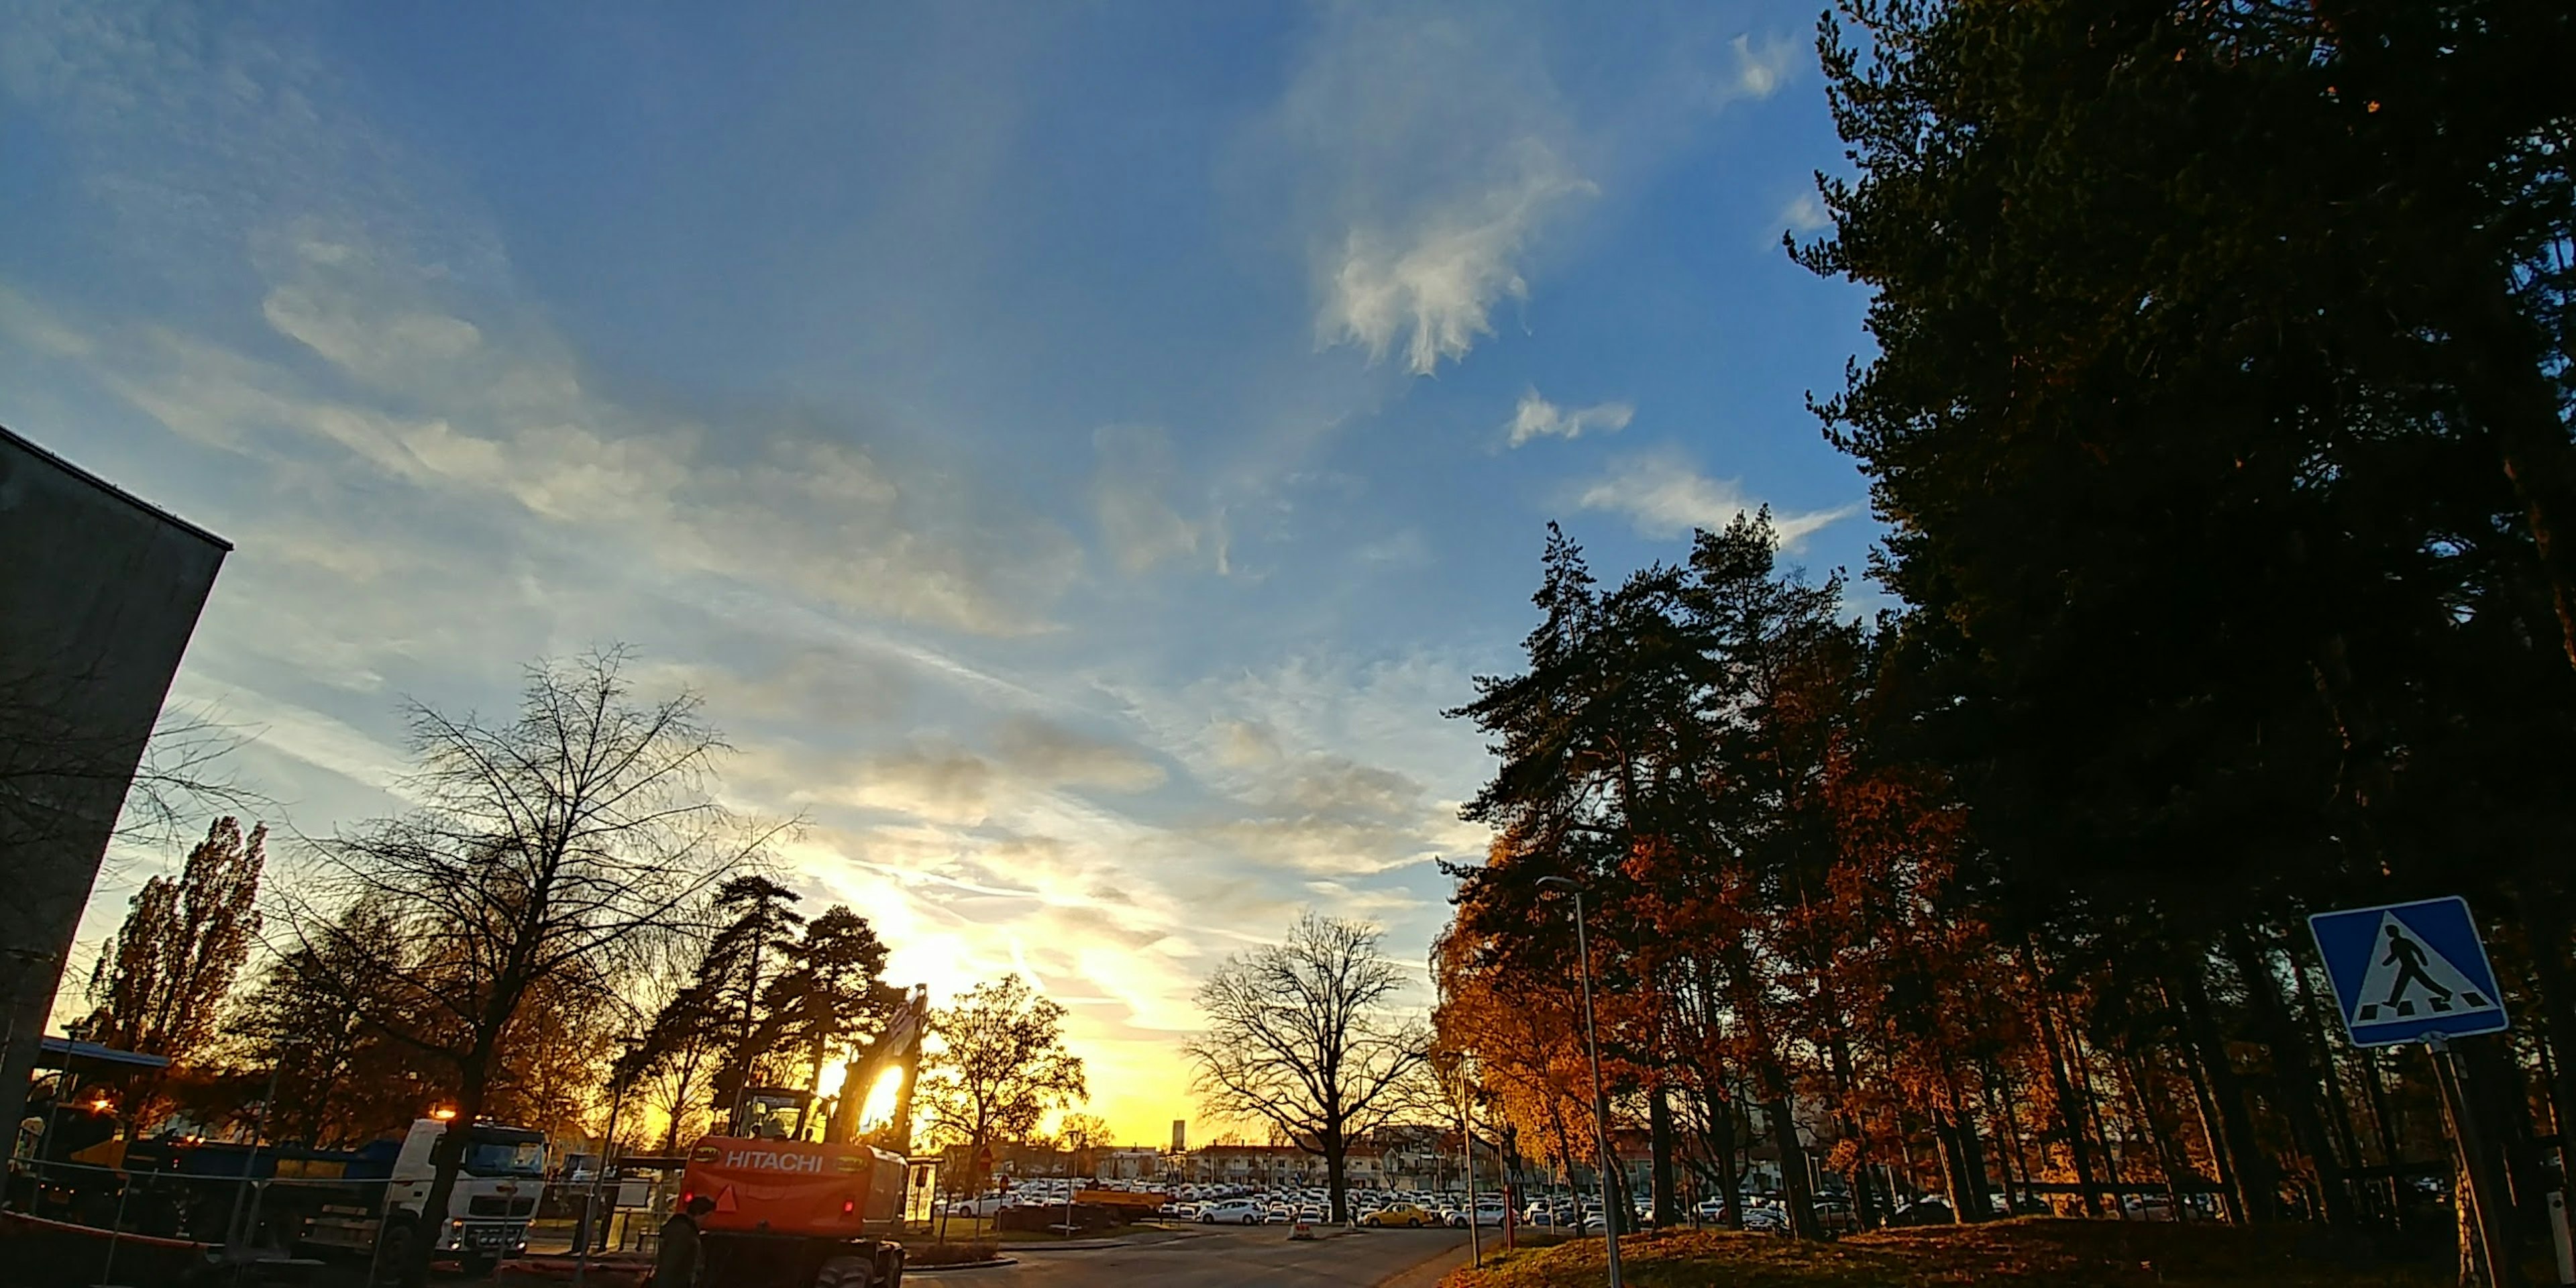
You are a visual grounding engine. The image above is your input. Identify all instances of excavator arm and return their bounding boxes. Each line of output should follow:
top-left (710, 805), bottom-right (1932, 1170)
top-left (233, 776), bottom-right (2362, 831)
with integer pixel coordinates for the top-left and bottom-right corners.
top-left (824, 984), bottom-right (930, 1148)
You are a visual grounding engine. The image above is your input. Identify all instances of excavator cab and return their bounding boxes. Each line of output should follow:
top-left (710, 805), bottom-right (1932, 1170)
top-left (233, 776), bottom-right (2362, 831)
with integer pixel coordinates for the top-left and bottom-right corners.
top-left (730, 1087), bottom-right (814, 1140)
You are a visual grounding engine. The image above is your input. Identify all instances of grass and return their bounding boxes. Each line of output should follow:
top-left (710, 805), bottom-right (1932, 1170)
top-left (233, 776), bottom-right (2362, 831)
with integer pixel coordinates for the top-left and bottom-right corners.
top-left (1438, 1219), bottom-right (2461, 1288)
top-left (908, 1240), bottom-right (1002, 1265)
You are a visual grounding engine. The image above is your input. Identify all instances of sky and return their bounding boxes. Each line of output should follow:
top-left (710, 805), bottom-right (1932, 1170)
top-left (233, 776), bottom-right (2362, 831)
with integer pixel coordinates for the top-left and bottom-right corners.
top-left (1, 0), bottom-right (1874, 1148)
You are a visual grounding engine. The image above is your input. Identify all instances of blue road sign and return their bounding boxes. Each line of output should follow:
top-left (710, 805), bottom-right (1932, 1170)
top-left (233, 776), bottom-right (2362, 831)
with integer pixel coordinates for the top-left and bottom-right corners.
top-left (2308, 896), bottom-right (2510, 1047)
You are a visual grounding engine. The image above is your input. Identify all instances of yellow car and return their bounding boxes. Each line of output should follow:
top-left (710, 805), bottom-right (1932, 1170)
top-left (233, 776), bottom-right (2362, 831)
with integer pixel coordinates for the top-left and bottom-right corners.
top-left (1361, 1201), bottom-right (1434, 1228)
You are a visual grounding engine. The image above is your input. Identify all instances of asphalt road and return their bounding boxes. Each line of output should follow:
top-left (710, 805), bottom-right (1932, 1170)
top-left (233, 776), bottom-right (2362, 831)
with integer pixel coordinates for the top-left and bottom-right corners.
top-left (965, 1225), bottom-right (1474, 1288)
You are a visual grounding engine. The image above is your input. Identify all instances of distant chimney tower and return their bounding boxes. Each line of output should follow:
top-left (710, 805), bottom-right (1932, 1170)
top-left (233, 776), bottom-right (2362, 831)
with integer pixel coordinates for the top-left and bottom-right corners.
top-left (1171, 1120), bottom-right (1188, 1152)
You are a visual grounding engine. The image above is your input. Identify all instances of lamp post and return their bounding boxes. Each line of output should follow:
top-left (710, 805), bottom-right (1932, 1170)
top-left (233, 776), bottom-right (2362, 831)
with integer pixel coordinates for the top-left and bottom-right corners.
top-left (1538, 875), bottom-right (1624, 1288)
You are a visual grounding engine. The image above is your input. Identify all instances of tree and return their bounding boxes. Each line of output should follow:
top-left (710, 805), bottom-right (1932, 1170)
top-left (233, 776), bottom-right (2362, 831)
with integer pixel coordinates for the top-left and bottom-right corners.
top-left (79, 815), bottom-right (265, 1133)
top-left (1057, 1112), bottom-right (1112, 1178)
top-left (1187, 911), bottom-right (1432, 1224)
top-left (229, 902), bottom-right (443, 1148)
top-left (761, 906), bottom-right (896, 1097)
top-left (1801, 0), bottom-right (2576, 1247)
top-left (695, 875), bottom-right (806, 1120)
top-left (279, 649), bottom-right (769, 1283)
top-left (917, 975), bottom-right (1087, 1187)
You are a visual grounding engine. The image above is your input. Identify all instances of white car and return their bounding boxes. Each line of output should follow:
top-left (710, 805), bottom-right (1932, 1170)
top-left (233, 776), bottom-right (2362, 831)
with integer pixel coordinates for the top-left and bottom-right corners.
top-left (1199, 1198), bottom-right (1269, 1225)
top-left (1448, 1203), bottom-right (1506, 1228)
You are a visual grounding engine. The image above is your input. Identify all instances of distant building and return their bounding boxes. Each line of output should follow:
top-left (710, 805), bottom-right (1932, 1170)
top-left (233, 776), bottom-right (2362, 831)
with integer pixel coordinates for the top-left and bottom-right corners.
top-left (0, 425), bottom-right (227, 1139)
top-left (1183, 1143), bottom-right (1310, 1187)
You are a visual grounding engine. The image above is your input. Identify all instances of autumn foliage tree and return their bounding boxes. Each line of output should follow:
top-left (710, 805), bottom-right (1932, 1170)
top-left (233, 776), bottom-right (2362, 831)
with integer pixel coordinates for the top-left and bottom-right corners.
top-left (78, 815), bottom-right (265, 1132)
top-left (1442, 2), bottom-right (2576, 1275)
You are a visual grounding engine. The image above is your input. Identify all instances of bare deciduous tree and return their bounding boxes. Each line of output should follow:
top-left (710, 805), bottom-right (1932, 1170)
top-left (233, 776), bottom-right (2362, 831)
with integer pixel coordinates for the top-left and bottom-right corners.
top-left (280, 649), bottom-right (773, 1282)
top-left (1187, 911), bottom-right (1433, 1224)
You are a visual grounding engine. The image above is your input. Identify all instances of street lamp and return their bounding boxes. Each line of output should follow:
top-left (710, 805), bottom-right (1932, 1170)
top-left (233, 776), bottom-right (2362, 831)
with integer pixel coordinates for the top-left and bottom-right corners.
top-left (1537, 875), bottom-right (1624, 1288)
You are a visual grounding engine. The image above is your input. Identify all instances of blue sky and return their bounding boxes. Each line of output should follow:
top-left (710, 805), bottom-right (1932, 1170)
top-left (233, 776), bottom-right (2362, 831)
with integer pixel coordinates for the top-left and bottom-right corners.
top-left (3, 0), bottom-right (1872, 1142)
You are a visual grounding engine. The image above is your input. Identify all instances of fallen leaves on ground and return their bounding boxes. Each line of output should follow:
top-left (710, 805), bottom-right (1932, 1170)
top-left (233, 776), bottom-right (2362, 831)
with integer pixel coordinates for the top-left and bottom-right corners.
top-left (1439, 1219), bottom-right (2454, 1288)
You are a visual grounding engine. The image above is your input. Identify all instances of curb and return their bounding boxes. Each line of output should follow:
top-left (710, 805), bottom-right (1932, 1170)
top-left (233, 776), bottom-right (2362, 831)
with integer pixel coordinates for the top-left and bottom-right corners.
top-left (1012, 1238), bottom-right (1130, 1250)
top-left (909, 1256), bottom-right (1019, 1273)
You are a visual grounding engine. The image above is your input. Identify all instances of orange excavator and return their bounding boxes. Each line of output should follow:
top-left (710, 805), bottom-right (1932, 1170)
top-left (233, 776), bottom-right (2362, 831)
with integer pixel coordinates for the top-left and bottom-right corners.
top-left (665, 988), bottom-right (929, 1288)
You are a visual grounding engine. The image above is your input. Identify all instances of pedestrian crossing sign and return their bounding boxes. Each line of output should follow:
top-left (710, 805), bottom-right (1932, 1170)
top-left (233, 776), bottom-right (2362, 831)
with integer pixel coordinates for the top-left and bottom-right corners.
top-left (2308, 896), bottom-right (2510, 1047)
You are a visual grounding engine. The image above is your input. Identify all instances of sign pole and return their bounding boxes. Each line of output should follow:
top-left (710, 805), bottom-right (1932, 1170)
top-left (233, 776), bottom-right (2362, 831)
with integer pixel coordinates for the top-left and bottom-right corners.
top-left (2430, 1035), bottom-right (2519, 1288)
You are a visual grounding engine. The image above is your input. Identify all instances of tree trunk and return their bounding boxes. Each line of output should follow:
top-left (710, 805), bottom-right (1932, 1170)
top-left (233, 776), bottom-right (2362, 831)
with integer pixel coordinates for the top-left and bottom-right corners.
top-left (1649, 1084), bottom-right (1679, 1227)
top-left (2068, 1025), bottom-right (2123, 1212)
top-left (1710, 1089), bottom-right (1743, 1228)
top-left (2514, 884), bottom-right (2576, 1189)
top-left (1932, 1112), bottom-right (1974, 1223)
top-left (2290, 955), bottom-right (2368, 1170)
top-left (2174, 953), bottom-right (2273, 1220)
top-left (1985, 1063), bottom-right (2029, 1217)
top-left (2361, 1049), bottom-right (2408, 1228)
top-left (1325, 1130), bottom-right (1350, 1225)
top-left (1939, 1056), bottom-right (1994, 1222)
top-left (1769, 1091), bottom-right (1825, 1240)
top-left (2226, 925), bottom-right (2355, 1225)
top-left (2117, 1051), bottom-right (2190, 1222)
top-left (2030, 983), bottom-right (2102, 1216)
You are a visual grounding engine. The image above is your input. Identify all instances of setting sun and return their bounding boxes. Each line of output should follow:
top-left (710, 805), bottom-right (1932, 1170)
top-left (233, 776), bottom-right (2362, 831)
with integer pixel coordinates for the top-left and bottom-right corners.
top-left (855, 1065), bottom-right (908, 1134)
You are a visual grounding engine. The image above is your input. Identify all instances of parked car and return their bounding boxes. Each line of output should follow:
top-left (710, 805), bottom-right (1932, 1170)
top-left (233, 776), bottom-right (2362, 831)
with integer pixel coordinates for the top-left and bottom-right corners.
top-left (1448, 1202), bottom-right (1506, 1228)
top-left (1360, 1201), bottom-right (1435, 1228)
top-left (1200, 1198), bottom-right (1269, 1225)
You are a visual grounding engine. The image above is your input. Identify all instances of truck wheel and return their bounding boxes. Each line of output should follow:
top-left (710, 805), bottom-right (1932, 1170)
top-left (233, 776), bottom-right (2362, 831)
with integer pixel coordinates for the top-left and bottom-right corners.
top-left (814, 1254), bottom-right (874, 1288)
top-left (372, 1214), bottom-right (423, 1288)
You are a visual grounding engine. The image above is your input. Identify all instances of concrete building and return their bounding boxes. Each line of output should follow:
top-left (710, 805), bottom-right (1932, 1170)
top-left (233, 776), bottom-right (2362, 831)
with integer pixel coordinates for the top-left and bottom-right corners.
top-left (0, 425), bottom-right (227, 1138)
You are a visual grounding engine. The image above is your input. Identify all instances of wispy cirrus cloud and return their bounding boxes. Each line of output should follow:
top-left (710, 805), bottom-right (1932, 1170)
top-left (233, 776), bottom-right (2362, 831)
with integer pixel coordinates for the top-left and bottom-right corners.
top-left (1507, 388), bottom-right (1633, 447)
top-left (1574, 450), bottom-right (1858, 549)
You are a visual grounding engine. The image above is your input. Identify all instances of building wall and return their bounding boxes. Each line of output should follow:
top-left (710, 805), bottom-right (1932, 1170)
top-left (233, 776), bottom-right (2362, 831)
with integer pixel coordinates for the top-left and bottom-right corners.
top-left (0, 426), bottom-right (227, 1136)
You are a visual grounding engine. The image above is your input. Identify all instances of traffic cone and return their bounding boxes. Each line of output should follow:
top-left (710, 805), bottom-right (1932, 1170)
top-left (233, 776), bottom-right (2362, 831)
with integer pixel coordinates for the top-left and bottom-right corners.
top-left (1289, 1214), bottom-right (1314, 1241)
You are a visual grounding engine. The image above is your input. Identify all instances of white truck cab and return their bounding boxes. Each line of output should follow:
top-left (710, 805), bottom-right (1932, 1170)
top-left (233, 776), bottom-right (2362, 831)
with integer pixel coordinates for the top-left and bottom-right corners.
top-left (302, 1118), bottom-right (547, 1271)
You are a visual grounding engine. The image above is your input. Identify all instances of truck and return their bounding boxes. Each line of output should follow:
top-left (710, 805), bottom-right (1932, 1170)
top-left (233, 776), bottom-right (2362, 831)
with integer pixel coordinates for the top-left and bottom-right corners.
top-left (6, 1111), bottom-right (545, 1279)
top-left (293, 1117), bottom-right (549, 1277)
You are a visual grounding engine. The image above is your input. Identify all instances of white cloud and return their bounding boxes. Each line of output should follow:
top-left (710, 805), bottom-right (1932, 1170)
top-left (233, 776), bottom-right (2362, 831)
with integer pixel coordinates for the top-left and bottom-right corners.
top-left (1507, 388), bottom-right (1633, 447)
top-left (1779, 192), bottom-right (1831, 234)
top-left (1322, 142), bottom-right (1598, 376)
top-left (1574, 451), bottom-right (1858, 549)
top-left (1274, 6), bottom-right (1599, 377)
top-left (1721, 33), bottom-right (1800, 103)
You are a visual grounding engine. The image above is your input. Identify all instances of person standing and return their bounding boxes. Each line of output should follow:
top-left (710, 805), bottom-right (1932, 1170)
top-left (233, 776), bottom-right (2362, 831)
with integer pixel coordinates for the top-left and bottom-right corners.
top-left (653, 1194), bottom-right (717, 1287)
